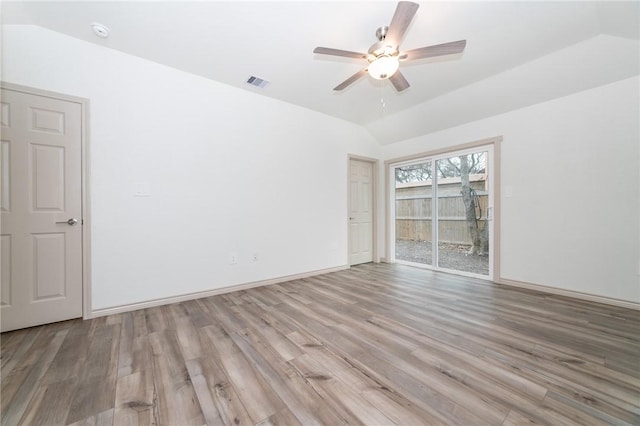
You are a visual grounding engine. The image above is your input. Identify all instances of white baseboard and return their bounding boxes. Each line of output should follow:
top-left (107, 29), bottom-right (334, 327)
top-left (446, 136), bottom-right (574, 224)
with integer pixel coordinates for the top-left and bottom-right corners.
top-left (497, 277), bottom-right (640, 311)
top-left (88, 265), bottom-right (639, 319)
top-left (88, 265), bottom-right (349, 319)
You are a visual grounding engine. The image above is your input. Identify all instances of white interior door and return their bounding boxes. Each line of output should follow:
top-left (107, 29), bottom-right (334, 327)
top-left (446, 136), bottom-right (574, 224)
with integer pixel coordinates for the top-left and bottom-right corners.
top-left (1, 87), bottom-right (83, 332)
top-left (349, 159), bottom-right (373, 265)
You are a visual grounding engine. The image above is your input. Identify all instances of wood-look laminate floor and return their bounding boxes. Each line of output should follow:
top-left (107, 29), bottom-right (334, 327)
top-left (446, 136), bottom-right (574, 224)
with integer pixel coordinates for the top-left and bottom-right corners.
top-left (1, 263), bottom-right (639, 425)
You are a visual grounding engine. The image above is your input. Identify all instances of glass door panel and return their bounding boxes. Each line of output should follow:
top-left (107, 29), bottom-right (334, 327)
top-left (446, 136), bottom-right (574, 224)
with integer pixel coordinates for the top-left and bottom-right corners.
top-left (435, 151), bottom-right (490, 276)
top-left (394, 161), bottom-right (433, 265)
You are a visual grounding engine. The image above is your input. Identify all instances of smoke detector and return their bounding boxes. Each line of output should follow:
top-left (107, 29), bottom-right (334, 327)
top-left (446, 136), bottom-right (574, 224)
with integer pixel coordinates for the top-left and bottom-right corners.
top-left (91, 23), bottom-right (110, 39)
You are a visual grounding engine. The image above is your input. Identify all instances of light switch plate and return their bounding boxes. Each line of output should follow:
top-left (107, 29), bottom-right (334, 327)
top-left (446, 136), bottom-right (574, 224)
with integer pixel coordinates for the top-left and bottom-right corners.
top-left (134, 182), bottom-right (151, 197)
top-left (505, 185), bottom-right (513, 198)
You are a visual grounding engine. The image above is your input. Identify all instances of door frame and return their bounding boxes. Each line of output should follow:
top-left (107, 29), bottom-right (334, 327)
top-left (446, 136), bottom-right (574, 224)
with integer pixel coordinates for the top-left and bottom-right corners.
top-left (2, 81), bottom-right (92, 320)
top-left (347, 154), bottom-right (379, 266)
top-left (384, 136), bottom-right (502, 280)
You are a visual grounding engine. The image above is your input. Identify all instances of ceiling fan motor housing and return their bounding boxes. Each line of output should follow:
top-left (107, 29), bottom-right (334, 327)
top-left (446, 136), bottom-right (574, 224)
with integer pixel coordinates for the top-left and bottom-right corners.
top-left (367, 41), bottom-right (398, 62)
top-left (375, 25), bottom-right (389, 41)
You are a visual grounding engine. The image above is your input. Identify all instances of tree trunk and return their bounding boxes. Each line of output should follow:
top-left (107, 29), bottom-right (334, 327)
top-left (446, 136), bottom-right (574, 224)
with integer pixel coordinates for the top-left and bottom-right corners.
top-left (459, 155), bottom-right (481, 255)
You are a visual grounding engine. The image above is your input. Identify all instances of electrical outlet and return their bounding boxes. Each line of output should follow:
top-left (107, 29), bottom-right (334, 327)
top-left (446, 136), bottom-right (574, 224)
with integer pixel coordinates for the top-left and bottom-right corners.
top-left (251, 252), bottom-right (259, 262)
top-left (229, 252), bottom-right (238, 265)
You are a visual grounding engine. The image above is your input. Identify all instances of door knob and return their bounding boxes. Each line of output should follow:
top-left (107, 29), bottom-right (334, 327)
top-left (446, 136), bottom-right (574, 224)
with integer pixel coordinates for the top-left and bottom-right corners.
top-left (56, 218), bottom-right (79, 226)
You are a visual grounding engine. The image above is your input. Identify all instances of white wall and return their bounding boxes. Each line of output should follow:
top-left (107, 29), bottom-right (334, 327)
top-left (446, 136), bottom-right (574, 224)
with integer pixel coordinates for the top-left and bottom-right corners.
top-left (4, 24), bottom-right (638, 309)
top-left (381, 76), bottom-right (640, 303)
top-left (366, 34), bottom-right (639, 144)
top-left (2, 25), bottom-right (380, 311)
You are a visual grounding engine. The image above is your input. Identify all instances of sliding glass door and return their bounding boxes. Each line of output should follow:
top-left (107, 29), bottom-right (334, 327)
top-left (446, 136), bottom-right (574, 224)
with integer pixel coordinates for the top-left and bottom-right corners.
top-left (435, 150), bottom-right (490, 276)
top-left (394, 161), bottom-right (433, 266)
top-left (392, 145), bottom-right (493, 279)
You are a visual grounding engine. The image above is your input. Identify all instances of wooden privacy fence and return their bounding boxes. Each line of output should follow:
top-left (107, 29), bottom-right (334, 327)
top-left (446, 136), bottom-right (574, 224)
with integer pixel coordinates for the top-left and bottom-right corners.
top-left (395, 177), bottom-right (488, 244)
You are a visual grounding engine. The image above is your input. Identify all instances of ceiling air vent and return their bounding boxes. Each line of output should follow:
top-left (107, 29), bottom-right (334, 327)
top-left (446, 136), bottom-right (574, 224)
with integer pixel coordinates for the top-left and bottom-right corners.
top-left (246, 76), bottom-right (270, 89)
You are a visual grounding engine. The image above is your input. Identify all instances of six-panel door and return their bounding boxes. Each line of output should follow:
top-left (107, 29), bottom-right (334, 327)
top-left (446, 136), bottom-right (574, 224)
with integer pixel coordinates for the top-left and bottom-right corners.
top-left (349, 159), bottom-right (373, 265)
top-left (1, 88), bottom-right (83, 332)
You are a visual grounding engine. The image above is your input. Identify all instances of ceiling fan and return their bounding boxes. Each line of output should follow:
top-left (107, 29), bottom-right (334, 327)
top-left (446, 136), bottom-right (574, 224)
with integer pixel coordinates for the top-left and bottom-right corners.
top-left (313, 1), bottom-right (466, 92)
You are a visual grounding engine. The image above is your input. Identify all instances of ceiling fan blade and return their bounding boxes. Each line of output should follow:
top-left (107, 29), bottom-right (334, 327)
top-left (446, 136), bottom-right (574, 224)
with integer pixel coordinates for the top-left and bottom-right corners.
top-left (401, 40), bottom-right (467, 61)
top-left (384, 1), bottom-right (420, 47)
top-left (334, 69), bottom-right (368, 91)
top-left (389, 71), bottom-right (410, 92)
top-left (313, 47), bottom-right (367, 60)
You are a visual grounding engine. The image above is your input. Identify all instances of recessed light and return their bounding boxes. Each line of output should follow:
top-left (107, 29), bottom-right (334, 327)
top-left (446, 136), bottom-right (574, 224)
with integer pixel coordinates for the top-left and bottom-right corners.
top-left (91, 22), bottom-right (110, 39)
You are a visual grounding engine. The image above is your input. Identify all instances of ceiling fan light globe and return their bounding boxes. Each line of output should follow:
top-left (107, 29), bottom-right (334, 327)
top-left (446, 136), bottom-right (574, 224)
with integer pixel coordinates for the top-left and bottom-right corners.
top-left (368, 55), bottom-right (399, 80)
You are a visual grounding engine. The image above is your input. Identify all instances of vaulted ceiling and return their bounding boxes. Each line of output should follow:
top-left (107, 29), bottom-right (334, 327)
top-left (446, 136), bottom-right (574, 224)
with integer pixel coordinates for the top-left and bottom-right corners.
top-left (2, 1), bottom-right (639, 143)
